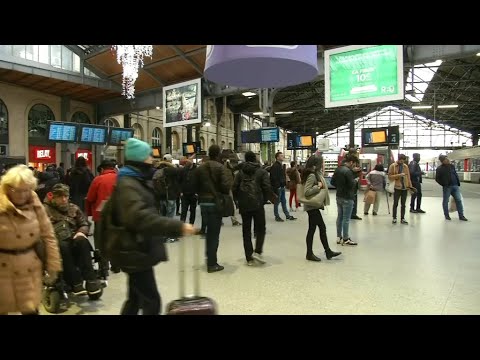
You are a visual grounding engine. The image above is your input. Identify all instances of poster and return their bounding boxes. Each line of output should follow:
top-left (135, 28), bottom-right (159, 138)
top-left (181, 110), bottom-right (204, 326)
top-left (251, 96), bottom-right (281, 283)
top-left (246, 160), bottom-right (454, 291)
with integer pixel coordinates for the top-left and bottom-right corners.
top-left (163, 78), bottom-right (202, 128)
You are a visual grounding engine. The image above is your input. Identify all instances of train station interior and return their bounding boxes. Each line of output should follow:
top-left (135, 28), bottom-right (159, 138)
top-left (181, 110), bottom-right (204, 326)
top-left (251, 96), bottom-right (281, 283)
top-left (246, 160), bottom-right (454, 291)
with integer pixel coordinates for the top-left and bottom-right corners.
top-left (0, 45), bottom-right (479, 315)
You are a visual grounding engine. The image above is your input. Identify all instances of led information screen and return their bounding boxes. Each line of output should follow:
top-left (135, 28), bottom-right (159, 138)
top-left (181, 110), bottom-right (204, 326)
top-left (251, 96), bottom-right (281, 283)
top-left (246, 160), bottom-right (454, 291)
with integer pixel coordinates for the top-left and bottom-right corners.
top-left (287, 133), bottom-right (316, 150)
top-left (260, 127), bottom-right (280, 143)
top-left (48, 122), bottom-right (77, 142)
top-left (361, 126), bottom-right (400, 147)
top-left (108, 128), bottom-right (134, 146)
top-left (324, 45), bottom-right (404, 108)
top-left (79, 125), bottom-right (107, 144)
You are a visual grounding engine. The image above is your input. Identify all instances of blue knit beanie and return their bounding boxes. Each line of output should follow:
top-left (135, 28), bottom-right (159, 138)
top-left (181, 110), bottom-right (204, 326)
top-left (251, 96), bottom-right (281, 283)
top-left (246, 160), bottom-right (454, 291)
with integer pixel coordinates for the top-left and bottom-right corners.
top-left (125, 138), bottom-right (152, 162)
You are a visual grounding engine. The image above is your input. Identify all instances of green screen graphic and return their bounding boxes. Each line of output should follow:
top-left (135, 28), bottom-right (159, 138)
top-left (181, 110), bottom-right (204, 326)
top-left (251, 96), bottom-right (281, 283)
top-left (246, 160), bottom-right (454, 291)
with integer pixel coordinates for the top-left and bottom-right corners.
top-left (329, 45), bottom-right (400, 103)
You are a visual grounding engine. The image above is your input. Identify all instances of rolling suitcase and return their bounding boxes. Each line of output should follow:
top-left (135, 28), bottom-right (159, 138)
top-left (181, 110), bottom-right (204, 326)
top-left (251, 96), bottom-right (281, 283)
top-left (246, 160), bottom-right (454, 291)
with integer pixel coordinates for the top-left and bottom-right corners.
top-left (166, 235), bottom-right (217, 315)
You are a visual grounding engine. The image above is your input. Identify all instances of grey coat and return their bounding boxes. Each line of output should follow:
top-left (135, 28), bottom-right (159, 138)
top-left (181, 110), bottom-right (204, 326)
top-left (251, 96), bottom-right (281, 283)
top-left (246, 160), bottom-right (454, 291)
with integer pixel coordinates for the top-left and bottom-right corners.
top-left (303, 172), bottom-right (330, 211)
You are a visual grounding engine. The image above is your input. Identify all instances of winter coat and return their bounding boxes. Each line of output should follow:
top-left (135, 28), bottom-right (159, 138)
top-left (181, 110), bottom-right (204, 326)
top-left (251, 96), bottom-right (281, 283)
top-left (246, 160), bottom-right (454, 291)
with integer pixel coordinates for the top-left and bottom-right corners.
top-left (193, 160), bottom-right (233, 205)
top-left (303, 171), bottom-right (330, 212)
top-left (43, 197), bottom-right (90, 239)
top-left (68, 166), bottom-right (94, 212)
top-left (0, 190), bottom-right (61, 314)
top-left (86, 169), bottom-right (117, 222)
top-left (232, 161), bottom-right (272, 213)
top-left (388, 162), bottom-right (412, 190)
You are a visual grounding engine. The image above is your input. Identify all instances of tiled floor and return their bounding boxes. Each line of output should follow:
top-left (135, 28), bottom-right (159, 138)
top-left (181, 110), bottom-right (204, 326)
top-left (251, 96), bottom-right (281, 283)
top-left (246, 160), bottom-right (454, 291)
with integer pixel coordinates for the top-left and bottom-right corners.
top-left (39, 179), bottom-right (480, 315)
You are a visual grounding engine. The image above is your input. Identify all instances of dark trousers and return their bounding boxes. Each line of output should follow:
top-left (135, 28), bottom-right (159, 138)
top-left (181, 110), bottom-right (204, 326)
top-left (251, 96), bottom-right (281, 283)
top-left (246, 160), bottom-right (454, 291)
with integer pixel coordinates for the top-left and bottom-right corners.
top-left (351, 191), bottom-right (358, 217)
top-left (59, 238), bottom-right (95, 286)
top-left (176, 196), bottom-right (181, 215)
top-left (200, 205), bottom-right (223, 267)
top-left (410, 182), bottom-right (422, 210)
top-left (393, 189), bottom-right (408, 219)
top-left (241, 207), bottom-right (266, 261)
top-left (180, 194), bottom-right (197, 225)
top-left (93, 221), bottom-right (110, 272)
top-left (121, 268), bottom-right (161, 315)
top-left (306, 209), bottom-right (330, 254)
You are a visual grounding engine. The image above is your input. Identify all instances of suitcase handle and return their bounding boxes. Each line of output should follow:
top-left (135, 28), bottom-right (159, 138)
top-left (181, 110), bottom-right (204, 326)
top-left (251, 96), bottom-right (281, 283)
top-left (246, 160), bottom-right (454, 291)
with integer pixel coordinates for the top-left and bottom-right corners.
top-left (179, 234), bottom-right (201, 298)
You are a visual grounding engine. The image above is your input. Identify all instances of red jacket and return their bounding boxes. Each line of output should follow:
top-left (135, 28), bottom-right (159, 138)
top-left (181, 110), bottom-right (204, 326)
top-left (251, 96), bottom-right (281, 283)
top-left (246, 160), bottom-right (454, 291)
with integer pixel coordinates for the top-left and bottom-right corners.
top-left (86, 169), bottom-right (117, 222)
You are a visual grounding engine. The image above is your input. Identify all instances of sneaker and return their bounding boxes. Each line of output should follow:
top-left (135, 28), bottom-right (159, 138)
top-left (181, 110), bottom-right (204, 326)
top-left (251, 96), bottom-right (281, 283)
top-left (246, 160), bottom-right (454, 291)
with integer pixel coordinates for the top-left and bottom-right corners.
top-left (247, 260), bottom-right (255, 266)
top-left (252, 252), bottom-right (266, 264)
top-left (336, 236), bottom-right (343, 244)
top-left (342, 238), bottom-right (358, 246)
top-left (401, 219), bottom-right (408, 225)
top-left (410, 209), bottom-right (417, 213)
top-left (372, 212), bottom-right (377, 216)
top-left (416, 209), bottom-right (426, 213)
top-left (364, 212), bottom-right (369, 215)
top-left (459, 216), bottom-right (468, 221)
top-left (445, 216), bottom-right (452, 220)
top-left (86, 280), bottom-right (102, 295)
top-left (392, 218), bottom-right (397, 224)
top-left (72, 283), bottom-right (87, 296)
top-left (275, 217), bottom-right (284, 222)
top-left (287, 216), bottom-right (297, 220)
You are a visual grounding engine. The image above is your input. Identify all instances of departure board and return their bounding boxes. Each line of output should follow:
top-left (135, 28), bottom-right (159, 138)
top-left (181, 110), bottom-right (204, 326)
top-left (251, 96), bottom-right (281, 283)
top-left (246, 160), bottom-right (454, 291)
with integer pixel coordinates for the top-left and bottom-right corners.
top-left (48, 122), bottom-right (78, 142)
top-left (79, 125), bottom-right (107, 144)
top-left (108, 128), bottom-right (134, 145)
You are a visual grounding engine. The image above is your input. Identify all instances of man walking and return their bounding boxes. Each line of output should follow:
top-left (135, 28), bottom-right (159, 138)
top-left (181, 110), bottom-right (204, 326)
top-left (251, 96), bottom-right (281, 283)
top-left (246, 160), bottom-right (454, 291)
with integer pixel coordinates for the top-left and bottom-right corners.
top-left (435, 154), bottom-right (468, 221)
top-left (409, 153), bottom-right (426, 213)
top-left (270, 152), bottom-right (296, 222)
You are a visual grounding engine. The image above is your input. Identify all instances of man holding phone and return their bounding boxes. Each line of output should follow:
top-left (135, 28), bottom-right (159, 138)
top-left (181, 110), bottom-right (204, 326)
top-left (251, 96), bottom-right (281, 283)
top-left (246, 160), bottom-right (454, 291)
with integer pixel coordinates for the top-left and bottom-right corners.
top-left (388, 154), bottom-right (414, 225)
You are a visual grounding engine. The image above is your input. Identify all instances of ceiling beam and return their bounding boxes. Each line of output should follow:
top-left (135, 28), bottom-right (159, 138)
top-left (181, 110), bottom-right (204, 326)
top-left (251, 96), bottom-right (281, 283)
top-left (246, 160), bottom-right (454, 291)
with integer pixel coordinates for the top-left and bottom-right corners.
top-left (169, 45), bottom-right (203, 75)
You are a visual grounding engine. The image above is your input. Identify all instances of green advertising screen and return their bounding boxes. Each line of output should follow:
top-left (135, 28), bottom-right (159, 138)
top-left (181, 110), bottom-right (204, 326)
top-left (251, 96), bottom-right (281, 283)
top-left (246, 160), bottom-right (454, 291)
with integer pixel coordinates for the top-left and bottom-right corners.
top-left (324, 45), bottom-right (404, 108)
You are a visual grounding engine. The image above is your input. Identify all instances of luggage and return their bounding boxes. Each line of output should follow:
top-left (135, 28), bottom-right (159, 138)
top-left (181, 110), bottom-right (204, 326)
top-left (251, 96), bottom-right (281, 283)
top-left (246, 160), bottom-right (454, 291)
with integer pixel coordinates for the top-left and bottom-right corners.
top-left (166, 235), bottom-right (217, 315)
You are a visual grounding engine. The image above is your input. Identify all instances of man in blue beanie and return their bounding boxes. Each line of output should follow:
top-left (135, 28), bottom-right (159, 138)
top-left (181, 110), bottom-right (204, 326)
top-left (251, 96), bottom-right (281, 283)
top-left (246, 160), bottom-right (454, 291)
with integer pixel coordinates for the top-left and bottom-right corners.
top-left (110, 138), bottom-right (197, 315)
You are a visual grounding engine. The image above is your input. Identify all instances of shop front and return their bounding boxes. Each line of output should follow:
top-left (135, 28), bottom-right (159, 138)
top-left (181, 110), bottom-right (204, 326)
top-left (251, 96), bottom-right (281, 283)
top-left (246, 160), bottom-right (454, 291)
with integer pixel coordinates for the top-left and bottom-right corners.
top-left (28, 145), bottom-right (56, 172)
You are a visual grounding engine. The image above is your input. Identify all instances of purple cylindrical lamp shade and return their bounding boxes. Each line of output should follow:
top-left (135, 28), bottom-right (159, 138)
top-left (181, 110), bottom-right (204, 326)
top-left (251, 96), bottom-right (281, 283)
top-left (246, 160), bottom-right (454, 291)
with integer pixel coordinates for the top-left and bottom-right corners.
top-left (204, 45), bottom-right (318, 88)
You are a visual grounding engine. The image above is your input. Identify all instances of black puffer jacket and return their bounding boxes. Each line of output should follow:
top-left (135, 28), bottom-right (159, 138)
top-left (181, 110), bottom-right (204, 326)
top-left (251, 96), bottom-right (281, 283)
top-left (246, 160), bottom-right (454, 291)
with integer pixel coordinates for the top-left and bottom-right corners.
top-left (193, 160), bottom-right (233, 204)
top-left (68, 166), bottom-right (94, 211)
top-left (233, 162), bottom-right (272, 213)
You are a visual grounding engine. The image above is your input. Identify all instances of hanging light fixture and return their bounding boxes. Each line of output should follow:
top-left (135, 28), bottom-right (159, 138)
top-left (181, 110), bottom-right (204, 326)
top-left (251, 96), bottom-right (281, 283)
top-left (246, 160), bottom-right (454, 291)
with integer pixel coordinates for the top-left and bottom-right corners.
top-left (112, 45), bottom-right (153, 99)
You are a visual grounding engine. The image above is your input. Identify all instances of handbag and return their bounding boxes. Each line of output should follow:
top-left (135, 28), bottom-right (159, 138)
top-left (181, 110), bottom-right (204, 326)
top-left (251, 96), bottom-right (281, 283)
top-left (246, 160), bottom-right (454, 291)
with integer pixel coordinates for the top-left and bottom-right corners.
top-left (386, 181), bottom-right (395, 194)
top-left (297, 183), bottom-right (328, 207)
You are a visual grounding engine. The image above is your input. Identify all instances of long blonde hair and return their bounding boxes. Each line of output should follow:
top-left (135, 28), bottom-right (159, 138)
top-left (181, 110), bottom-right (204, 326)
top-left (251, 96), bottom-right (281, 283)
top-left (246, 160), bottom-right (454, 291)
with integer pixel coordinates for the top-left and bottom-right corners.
top-left (0, 165), bottom-right (38, 212)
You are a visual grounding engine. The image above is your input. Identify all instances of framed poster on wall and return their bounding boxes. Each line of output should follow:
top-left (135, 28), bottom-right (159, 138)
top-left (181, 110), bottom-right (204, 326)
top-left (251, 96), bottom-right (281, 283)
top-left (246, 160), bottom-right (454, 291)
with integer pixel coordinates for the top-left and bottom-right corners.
top-left (163, 78), bottom-right (202, 128)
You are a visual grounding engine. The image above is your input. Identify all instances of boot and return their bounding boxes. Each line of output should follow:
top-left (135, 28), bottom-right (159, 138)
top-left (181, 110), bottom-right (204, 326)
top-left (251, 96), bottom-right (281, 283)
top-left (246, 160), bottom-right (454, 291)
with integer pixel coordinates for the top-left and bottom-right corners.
top-left (306, 253), bottom-right (321, 262)
top-left (325, 249), bottom-right (342, 260)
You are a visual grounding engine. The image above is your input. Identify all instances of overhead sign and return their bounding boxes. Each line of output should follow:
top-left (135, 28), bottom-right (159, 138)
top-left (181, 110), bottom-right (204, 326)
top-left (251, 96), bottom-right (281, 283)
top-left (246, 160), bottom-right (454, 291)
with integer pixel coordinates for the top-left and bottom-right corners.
top-left (324, 45), bottom-right (404, 108)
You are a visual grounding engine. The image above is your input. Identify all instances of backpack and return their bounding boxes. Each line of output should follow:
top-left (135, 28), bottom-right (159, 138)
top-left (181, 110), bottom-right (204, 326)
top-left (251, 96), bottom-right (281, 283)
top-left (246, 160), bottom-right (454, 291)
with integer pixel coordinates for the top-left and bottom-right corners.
top-left (238, 171), bottom-right (261, 212)
top-left (152, 167), bottom-right (168, 199)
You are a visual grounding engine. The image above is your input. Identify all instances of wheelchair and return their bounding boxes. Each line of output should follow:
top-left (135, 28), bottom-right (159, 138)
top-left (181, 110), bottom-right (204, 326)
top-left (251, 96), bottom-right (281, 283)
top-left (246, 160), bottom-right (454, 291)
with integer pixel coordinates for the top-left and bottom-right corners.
top-left (42, 248), bottom-right (109, 314)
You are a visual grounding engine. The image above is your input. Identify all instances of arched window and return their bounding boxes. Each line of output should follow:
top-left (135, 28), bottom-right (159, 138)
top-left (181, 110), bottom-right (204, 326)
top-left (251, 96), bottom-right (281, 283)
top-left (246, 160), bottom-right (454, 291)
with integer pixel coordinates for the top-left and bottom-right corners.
top-left (28, 104), bottom-right (55, 139)
top-left (71, 111), bottom-right (90, 124)
top-left (210, 138), bottom-right (215, 145)
top-left (172, 131), bottom-right (180, 151)
top-left (132, 123), bottom-right (144, 140)
top-left (229, 142), bottom-right (233, 150)
top-left (221, 140), bottom-right (225, 149)
top-left (0, 98), bottom-right (8, 138)
top-left (104, 118), bottom-right (120, 128)
top-left (152, 127), bottom-right (162, 147)
top-left (200, 136), bottom-right (205, 151)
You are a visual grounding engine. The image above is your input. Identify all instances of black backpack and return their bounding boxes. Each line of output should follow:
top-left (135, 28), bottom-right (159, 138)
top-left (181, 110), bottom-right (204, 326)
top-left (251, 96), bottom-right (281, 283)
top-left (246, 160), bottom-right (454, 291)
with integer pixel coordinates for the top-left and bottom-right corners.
top-left (152, 167), bottom-right (168, 198)
top-left (238, 170), bottom-right (261, 212)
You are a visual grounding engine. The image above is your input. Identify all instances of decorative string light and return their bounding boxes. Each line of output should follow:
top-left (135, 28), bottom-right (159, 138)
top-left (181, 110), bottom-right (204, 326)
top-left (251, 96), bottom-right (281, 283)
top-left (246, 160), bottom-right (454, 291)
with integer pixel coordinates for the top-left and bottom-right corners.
top-left (112, 45), bottom-right (153, 99)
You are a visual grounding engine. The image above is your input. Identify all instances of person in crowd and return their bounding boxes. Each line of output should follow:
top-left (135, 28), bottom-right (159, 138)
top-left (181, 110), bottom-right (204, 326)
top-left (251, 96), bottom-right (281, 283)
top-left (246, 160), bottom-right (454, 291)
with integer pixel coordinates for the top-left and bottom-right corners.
top-left (36, 165), bottom-right (61, 203)
top-left (57, 162), bottom-right (65, 183)
top-left (224, 157), bottom-right (242, 226)
top-left (364, 164), bottom-right (387, 216)
top-left (0, 165), bottom-right (61, 315)
top-left (44, 183), bottom-right (102, 296)
top-left (233, 151), bottom-right (273, 266)
top-left (302, 155), bottom-right (342, 262)
top-left (153, 153), bottom-right (181, 243)
top-left (67, 156), bottom-right (94, 213)
top-left (113, 138), bottom-right (196, 315)
top-left (331, 154), bottom-right (358, 246)
top-left (193, 145), bottom-right (233, 273)
top-left (178, 159), bottom-right (197, 225)
top-left (86, 159), bottom-right (118, 274)
top-left (347, 149), bottom-right (362, 220)
top-left (270, 152), bottom-right (297, 222)
top-left (286, 161), bottom-right (300, 212)
top-left (388, 154), bottom-right (413, 225)
top-left (435, 154), bottom-right (468, 221)
top-left (409, 153), bottom-right (426, 213)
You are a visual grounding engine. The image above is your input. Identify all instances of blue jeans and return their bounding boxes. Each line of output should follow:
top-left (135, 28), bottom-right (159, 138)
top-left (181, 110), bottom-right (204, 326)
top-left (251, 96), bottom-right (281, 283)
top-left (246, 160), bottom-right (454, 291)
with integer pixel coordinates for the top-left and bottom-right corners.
top-left (442, 185), bottom-right (464, 217)
top-left (336, 197), bottom-right (354, 239)
top-left (200, 205), bottom-right (223, 266)
top-left (274, 187), bottom-right (290, 219)
top-left (159, 200), bottom-right (176, 218)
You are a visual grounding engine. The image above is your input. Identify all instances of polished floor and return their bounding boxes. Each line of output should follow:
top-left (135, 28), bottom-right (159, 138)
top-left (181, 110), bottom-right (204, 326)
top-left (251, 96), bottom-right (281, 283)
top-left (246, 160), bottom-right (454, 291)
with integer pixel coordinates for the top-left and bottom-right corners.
top-left (40, 179), bottom-right (480, 315)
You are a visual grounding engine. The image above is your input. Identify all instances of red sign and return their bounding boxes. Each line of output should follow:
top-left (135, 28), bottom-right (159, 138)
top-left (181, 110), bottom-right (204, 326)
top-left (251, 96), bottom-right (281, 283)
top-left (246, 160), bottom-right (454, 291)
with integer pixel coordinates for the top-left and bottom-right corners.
top-left (29, 146), bottom-right (56, 163)
top-left (75, 149), bottom-right (92, 169)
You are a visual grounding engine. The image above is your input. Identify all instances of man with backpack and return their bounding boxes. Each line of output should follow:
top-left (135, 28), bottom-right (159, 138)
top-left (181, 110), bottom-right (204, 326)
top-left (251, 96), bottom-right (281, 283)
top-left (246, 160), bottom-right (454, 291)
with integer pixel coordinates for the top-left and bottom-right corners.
top-left (152, 154), bottom-right (180, 242)
top-left (233, 151), bottom-right (274, 266)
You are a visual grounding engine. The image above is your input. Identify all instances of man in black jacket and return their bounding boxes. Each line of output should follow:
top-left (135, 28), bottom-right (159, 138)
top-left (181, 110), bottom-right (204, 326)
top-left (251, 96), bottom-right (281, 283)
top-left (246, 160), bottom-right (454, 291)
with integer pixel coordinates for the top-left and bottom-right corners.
top-left (409, 153), bottom-right (426, 213)
top-left (233, 151), bottom-right (274, 266)
top-left (435, 155), bottom-right (467, 221)
top-left (114, 138), bottom-right (196, 315)
top-left (331, 154), bottom-right (358, 246)
top-left (193, 145), bottom-right (233, 273)
top-left (270, 152), bottom-right (296, 222)
top-left (178, 159), bottom-right (197, 225)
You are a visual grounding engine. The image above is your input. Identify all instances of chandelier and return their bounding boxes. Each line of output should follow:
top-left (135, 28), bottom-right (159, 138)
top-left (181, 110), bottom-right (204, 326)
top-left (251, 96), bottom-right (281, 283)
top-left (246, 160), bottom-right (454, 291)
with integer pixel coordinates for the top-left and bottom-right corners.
top-left (112, 45), bottom-right (153, 99)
